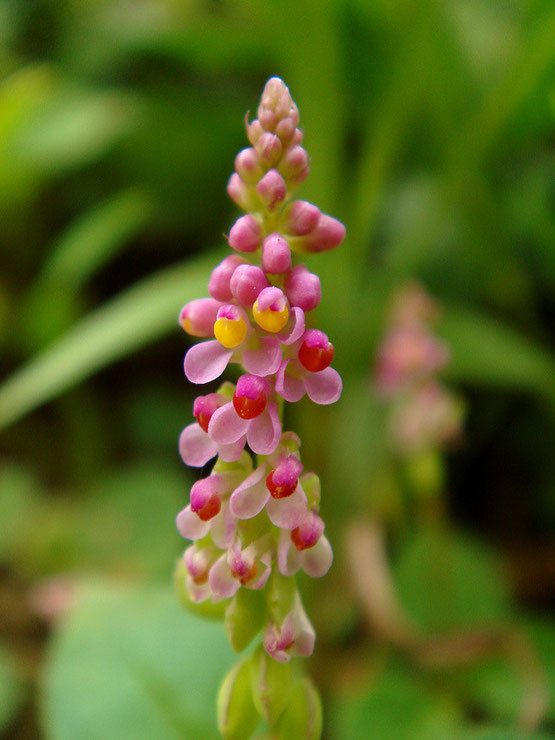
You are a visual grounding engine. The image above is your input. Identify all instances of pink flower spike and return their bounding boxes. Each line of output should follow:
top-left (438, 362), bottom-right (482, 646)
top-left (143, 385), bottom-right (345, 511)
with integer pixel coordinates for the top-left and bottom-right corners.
top-left (284, 265), bottom-right (321, 312)
top-left (263, 593), bottom-right (315, 662)
top-left (184, 340), bottom-right (233, 384)
top-left (179, 298), bottom-right (221, 337)
top-left (176, 505), bottom-right (211, 540)
top-left (282, 200), bottom-right (320, 236)
top-left (278, 523), bottom-right (333, 578)
top-left (183, 545), bottom-right (218, 602)
top-left (233, 374), bottom-right (268, 420)
top-left (228, 214), bottom-right (263, 253)
top-left (179, 422), bottom-right (218, 467)
top-left (208, 255), bottom-right (247, 302)
top-left (242, 335), bottom-right (282, 376)
top-left (266, 455), bottom-right (304, 499)
top-left (230, 264), bottom-right (269, 305)
top-left (261, 233), bottom-right (292, 274)
top-left (291, 510), bottom-right (324, 549)
top-left (277, 306), bottom-right (305, 345)
top-left (246, 116), bottom-right (264, 146)
top-left (304, 366), bottom-right (343, 405)
top-left (234, 147), bottom-right (263, 184)
top-left (210, 500), bottom-right (238, 550)
top-left (298, 329), bottom-right (334, 372)
top-left (208, 402), bottom-right (250, 445)
top-left (190, 475), bottom-right (224, 520)
top-left (266, 481), bottom-right (307, 530)
top-left (256, 169), bottom-right (287, 209)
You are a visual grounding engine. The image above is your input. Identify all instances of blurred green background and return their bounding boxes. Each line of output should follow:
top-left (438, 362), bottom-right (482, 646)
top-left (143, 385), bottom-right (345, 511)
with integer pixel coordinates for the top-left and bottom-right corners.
top-left (0, 0), bottom-right (553, 737)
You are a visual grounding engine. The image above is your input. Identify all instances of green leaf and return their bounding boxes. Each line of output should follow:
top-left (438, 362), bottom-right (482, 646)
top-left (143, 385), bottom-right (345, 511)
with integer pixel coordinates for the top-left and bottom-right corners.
top-left (0, 251), bottom-right (218, 431)
top-left (328, 660), bottom-right (460, 739)
top-left (394, 527), bottom-right (512, 631)
top-left (440, 308), bottom-right (555, 406)
top-left (41, 582), bottom-right (235, 740)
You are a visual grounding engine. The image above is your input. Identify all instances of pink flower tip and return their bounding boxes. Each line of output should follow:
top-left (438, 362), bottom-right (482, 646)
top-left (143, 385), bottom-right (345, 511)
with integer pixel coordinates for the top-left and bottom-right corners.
top-left (230, 264), bottom-right (269, 305)
top-left (283, 265), bottom-right (321, 312)
top-left (261, 233), bottom-right (292, 274)
top-left (256, 169), bottom-right (287, 209)
top-left (228, 214), bottom-right (263, 253)
top-left (179, 298), bottom-right (221, 337)
top-left (208, 255), bottom-right (247, 302)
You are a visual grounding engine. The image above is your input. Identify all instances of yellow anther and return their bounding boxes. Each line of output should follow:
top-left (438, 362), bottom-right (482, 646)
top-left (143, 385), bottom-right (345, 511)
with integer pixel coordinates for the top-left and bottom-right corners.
top-left (252, 301), bottom-right (289, 333)
top-left (214, 317), bottom-right (247, 348)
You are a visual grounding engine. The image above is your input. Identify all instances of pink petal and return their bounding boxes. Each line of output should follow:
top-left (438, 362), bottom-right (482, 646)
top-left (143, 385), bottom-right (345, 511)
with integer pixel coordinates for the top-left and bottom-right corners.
top-left (209, 555), bottom-right (240, 600)
top-left (301, 535), bottom-right (333, 577)
top-left (242, 336), bottom-right (282, 376)
top-left (211, 501), bottom-right (237, 549)
top-left (186, 576), bottom-right (211, 603)
top-left (276, 360), bottom-right (305, 403)
top-left (266, 483), bottom-right (307, 529)
top-left (218, 437), bottom-right (247, 462)
top-left (248, 560), bottom-right (271, 591)
top-left (304, 366), bottom-right (342, 405)
top-left (230, 465), bottom-right (269, 519)
top-left (278, 307), bottom-right (305, 345)
top-left (277, 529), bottom-right (302, 576)
top-left (178, 423), bottom-right (218, 467)
top-left (176, 506), bottom-right (210, 541)
top-left (208, 402), bottom-right (250, 444)
top-left (247, 401), bottom-right (281, 455)
top-left (184, 341), bottom-right (232, 384)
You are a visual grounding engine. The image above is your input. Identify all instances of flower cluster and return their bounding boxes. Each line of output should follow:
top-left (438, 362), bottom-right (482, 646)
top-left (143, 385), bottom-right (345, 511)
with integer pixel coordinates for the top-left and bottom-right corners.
top-left (175, 78), bottom-right (344, 670)
top-left (375, 283), bottom-right (464, 455)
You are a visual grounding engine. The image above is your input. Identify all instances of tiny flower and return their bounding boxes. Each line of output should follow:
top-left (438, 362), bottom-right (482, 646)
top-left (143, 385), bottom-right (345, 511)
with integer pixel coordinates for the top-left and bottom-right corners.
top-left (208, 255), bottom-right (247, 302)
top-left (278, 145), bottom-right (309, 181)
top-left (252, 286), bottom-right (289, 333)
top-left (230, 454), bottom-right (307, 529)
top-left (228, 214), bottom-right (263, 253)
top-left (184, 304), bottom-right (282, 383)
top-left (229, 264), bottom-right (269, 306)
top-left (263, 592), bottom-right (315, 662)
top-left (182, 544), bottom-right (221, 602)
top-left (278, 511), bottom-right (333, 578)
top-left (283, 265), bottom-right (321, 312)
top-left (254, 132), bottom-right (282, 166)
top-left (209, 537), bottom-right (273, 600)
top-left (276, 331), bottom-right (342, 405)
top-left (227, 172), bottom-right (256, 211)
top-left (261, 233), bottom-right (292, 274)
top-left (179, 298), bottom-right (222, 337)
top-left (176, 473), bottom-right (241, 548)
top-left (208, 380), bottom-right (282, 456)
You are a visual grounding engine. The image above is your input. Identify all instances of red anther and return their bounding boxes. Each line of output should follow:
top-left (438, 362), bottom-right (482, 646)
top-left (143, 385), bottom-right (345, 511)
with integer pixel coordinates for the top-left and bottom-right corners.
top-left (192, 493), bottom-right (221, 522)
top-left (233, 392), bottom-right (267, 419)
top-left (266, 470), bottom-right (297, 499)
top-left (299, 341), bottom-right (334, 372)
top-left (290, 527), bottom-right (311, 551)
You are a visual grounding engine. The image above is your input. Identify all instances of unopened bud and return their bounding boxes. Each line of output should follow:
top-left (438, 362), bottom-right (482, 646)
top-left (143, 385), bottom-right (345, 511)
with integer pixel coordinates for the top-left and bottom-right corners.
top-left (255, 132), bottom-right (282, 166)
top-left (230, 264), bottom-right (269, 306)
top-left (208, 255), bottom-right (247, 302)
top-left (284, 266), bottom-right (321, 312)
top-left (262, 233), bottom-right (292, 274)
top-left (228, 214), bottom-right (263, 253)
top-left (234, 147), bottom-right (263, 183)
top-left (217, 656), bottom-right (259, 740)
top-left (179, 298), bottom-right (221, 337)
top-left (282, 200), bottom-right (320, 236)
top-left (256, 169), bottom-right (287, 209)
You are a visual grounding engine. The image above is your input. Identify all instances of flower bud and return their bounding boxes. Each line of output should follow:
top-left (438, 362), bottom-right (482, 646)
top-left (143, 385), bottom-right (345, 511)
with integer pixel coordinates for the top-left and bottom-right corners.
top-left (266, 455), bottom-right (304, 499)
top-left (208, 255), bottom-right (247, 302)
top-left (229, 264), bottom-right (269, 306)
top-left (298, 329), bottom-right (334, 372)
top-left (214, 305), bottom-right (248, 348)
top-left (275, 116), bottom-right (298, 144)
top-left (291, 511), bottom-right (324, 551)
top-left (227, 172), bottom-right (254, 211)
top-left (246, 116), bottom-right (264, 146)
top-left (261, 233), bottom-right (291, 274)
top-left (228, 214), bottom-right (263, 253)
top-left (282, 200), bottom-right (320, 236)
top-left (233, 375), bottom-right (267, 419)
top-left (255, 132), bottom-right (282, 166)
top-left (217, 656), bottom-right (259, 740)
top-left (224, 587), bottom-right (266, 652)
top-left (250, 644), bottom-right (293, 724)
top-left (275, 676), bottom-right (323, 740)
top-left (193, 393), bottom-right (227, 433)
top-left (256, 169), bottom-right (287, 209)
top-left (278, 145), bottom-right (309, 180)
top-left (179, 298), bottom-right (221, 337)
top-left (189, 476), bottom-right (222, 521)
top-left (234, 147), bottom-right (263, 183)
top-left (283, 265), bottom-right (321, 312)
top-left (253, 286), bottom-right (290, 333)
top-left (296, 213), bottom-right (345, 253)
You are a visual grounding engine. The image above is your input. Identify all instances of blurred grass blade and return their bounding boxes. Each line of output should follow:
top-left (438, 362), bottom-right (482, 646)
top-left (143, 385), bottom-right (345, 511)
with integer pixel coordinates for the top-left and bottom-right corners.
top-left (40, 188), bottom-right (154, 288)
top-left (441, 308), bottom-right (555, 406)
top-left (0, 251), bottom-right (219, 432)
